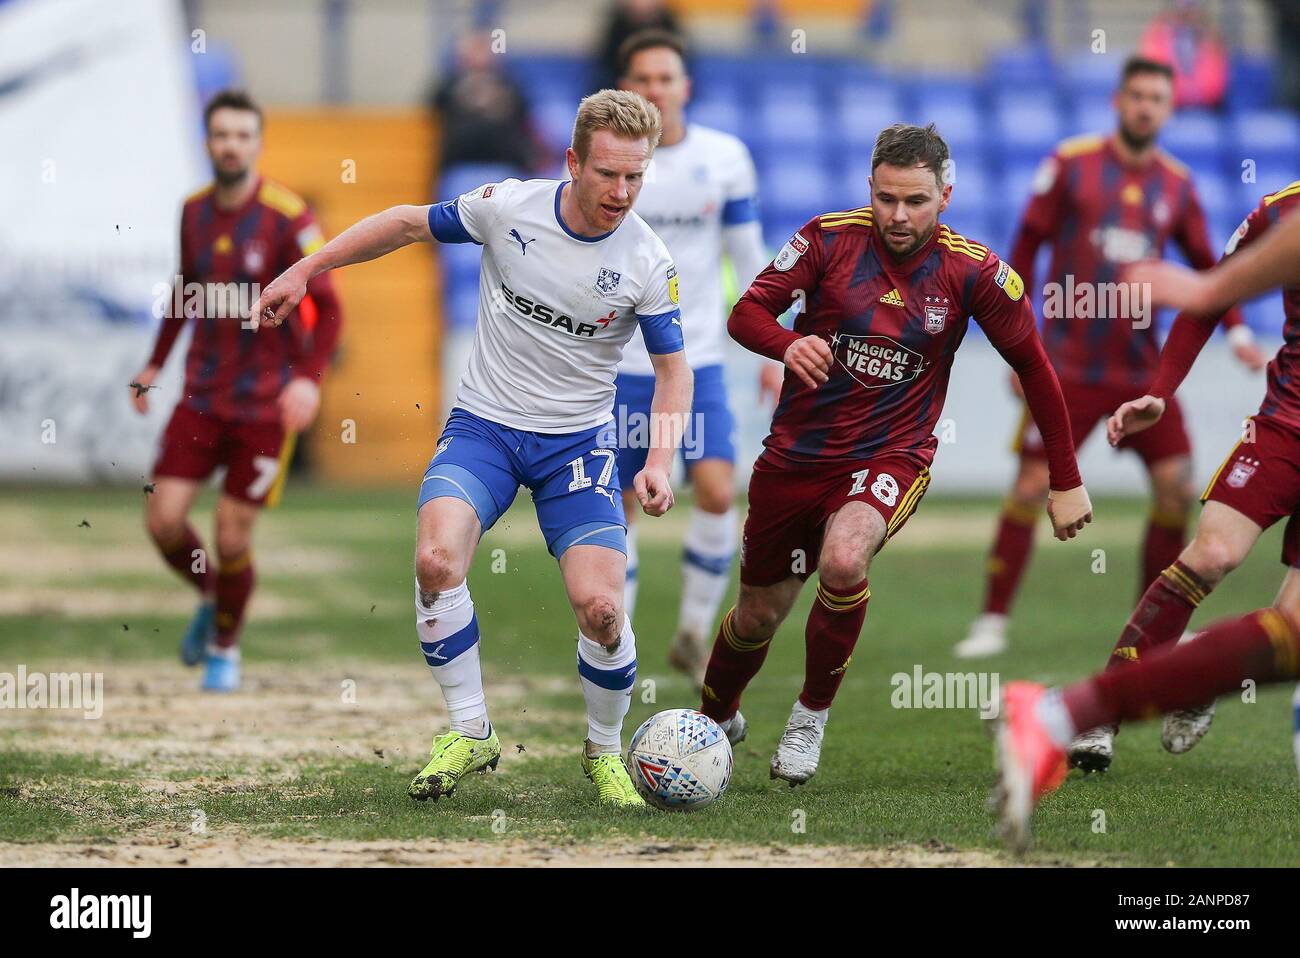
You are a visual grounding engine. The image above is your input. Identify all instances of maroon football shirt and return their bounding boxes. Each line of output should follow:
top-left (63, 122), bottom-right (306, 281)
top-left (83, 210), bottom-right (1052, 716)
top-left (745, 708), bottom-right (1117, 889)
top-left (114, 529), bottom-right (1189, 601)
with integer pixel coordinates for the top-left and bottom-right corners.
top-left (731, 206), bottom-right (1081, 491)
top-left (149, 177), bottom-right (341, 425)
top-left (1013, 134), bottom-right (1245, 390)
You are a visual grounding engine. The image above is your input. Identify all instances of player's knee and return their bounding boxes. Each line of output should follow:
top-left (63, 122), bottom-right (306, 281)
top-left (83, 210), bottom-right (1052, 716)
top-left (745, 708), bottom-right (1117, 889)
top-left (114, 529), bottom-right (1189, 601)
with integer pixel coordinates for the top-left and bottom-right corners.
top-left (1012, 467), bottom-right (1050, 505)
top-left (692, 483), bottom-right (733, 514)
top-left (1184, 532), bottom-right (1242, 584)
top-left (215, 528), bottom-right (251, 563)
top-left (145, 508), bottom-right (186, 549)
top-left (576, 593), bottom-right (622, 643)
top-left (415, 543), bottom-right (463, 594)
top-left (733, 601), bottom-right (781, 640)
top-left (1153, 481), bottom-right (1195, 519)
top-left (818, 546), bottom-right (868, 592)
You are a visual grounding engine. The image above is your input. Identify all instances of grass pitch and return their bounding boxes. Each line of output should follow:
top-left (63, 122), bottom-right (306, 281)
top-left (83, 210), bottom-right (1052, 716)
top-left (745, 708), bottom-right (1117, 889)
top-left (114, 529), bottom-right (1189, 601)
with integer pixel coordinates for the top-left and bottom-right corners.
top-left (1, 484), bottom-right (1298, 866)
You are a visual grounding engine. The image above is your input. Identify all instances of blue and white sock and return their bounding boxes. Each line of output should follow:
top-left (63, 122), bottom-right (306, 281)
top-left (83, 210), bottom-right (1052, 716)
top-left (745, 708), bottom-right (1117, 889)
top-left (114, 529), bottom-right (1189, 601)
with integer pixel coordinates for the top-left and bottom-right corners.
top-left (577, 616), bottom-right (637, 751)
top-left (679, 507), bottom-right (737, 639)
top-left (415, 580), bottom-right (489, 738)
top-left (623, 525), bottom-right (639, 623)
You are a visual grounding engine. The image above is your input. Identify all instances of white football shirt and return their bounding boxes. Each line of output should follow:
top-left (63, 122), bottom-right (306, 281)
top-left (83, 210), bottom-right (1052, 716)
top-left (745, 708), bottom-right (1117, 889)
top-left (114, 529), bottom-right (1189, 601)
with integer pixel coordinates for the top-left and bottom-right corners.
top-left (430, 177), bottom-right (683, 433)
top-left (618, 124), bottom-right (760, 375)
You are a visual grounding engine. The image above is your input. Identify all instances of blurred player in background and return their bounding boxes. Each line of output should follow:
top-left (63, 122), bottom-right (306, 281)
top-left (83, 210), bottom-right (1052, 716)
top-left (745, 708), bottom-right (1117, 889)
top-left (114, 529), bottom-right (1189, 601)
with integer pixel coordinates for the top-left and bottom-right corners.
top-left (131, 90), bottom-right (342, 693)
top-left (956, 56), bottom-right (1265, 666)
top-left (701, 124), bottom-right (1092, 785)
top-left (993, 192), bottom-right (1300, 851)
top-left (251, 90), bottom-right (692, 808)
top-left (614, 30), bottom-right (775, 687)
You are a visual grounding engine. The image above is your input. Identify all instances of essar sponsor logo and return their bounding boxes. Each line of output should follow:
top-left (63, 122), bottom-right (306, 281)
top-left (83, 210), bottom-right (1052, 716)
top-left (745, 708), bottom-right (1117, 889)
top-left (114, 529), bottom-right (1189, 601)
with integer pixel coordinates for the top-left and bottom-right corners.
top-left (499, 281), bottom-right (605, 338)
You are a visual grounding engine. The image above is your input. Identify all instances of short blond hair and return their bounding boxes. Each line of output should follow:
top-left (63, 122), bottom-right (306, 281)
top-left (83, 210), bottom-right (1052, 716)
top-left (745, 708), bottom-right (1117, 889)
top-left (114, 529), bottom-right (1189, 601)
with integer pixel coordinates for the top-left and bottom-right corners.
top-left (571, 89), bottom-right (662, 163)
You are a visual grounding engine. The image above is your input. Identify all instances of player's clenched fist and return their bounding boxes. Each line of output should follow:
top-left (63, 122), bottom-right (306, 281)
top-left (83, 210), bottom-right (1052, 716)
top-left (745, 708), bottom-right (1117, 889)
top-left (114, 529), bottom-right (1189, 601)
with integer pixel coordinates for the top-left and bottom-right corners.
top-left (1046, 485), bottom-right (1093, 540)
top-left (783, 334), bottom-right (833, 389)
top-left (634, 466), bottom-right (674, 517)
top-left (249, 264), bottom-right (310, 329)
top-left (1107, 394), bottom-right (1166, 447)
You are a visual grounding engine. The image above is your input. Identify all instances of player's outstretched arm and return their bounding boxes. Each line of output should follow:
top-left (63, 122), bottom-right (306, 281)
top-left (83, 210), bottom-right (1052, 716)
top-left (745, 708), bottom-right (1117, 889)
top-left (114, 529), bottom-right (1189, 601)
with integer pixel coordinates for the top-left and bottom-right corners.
top-left (1128, 203), bottom-right (1300, 314)
top-left (250, 205), bottom-right (432, 328)
top-left (635, 349), bottom-right (693, 518)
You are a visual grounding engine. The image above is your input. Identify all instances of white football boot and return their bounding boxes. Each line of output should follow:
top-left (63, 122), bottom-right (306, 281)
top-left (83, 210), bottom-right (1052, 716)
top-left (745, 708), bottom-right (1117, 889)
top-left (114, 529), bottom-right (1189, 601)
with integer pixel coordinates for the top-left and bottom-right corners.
top-left (770, 701), bottom-right (826, 786)
top-left (718, 710), bottom-right (748, 746)
top-left (1068, 725), bottom-right (1115, 774)
top-left (1161, 702), bottom-right (1216, 754)
top-left (1159, 631), bottom-right (1217, 755)
top-left (954, 613), bottom-right (1008, 659)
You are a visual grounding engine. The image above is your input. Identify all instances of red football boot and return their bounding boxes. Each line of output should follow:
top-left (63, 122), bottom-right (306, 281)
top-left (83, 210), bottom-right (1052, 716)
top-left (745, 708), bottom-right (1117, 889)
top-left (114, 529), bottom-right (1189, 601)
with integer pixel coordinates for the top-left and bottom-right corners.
top-left (991, 681), bottom-right (1069, 853)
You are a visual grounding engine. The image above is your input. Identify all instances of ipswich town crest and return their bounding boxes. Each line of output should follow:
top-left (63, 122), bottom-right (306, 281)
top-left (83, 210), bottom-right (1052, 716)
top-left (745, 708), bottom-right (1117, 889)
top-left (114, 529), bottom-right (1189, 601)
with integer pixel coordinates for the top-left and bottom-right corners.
top-left (923, 296), bottom-right (949, 334)
top-left (1226, 458), bottom-right (1259, 489)
top-left (595, 267), bottom-right (621, 295)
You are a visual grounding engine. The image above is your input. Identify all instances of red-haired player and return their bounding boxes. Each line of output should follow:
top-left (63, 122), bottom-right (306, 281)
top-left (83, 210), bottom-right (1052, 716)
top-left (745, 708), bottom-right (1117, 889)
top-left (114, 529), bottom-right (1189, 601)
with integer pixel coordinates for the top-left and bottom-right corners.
top-left (700, 123), bottom-right (1091, 785)
top-left (993, 186), bottom-right (1300, 851)
top-left (130, 90), bottom-right (342, 692)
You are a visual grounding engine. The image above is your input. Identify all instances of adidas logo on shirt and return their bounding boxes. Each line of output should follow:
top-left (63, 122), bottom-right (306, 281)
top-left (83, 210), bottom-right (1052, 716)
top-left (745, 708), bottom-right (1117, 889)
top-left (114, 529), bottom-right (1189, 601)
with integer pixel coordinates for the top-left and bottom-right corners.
top-left (879, 288), bottom-right (905, 307)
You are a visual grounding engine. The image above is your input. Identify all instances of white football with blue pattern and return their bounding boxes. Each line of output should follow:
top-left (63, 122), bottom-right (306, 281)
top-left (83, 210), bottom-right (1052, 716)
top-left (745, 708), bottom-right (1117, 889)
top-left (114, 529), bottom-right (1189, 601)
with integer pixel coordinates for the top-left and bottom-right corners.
top-left (627, 708), bottom-right (733, 810)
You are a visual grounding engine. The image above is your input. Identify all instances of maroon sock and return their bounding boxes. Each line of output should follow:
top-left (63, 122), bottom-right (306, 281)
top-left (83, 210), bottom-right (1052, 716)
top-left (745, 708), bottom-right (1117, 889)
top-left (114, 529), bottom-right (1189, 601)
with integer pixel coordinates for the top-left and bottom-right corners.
top-left (214, 551), bottom-right (254, 649)
top-left (1140, 510), bottom-right (1187, 599)
top-left (159, 525), bottom-right (213, 595)
top-left (700, 608), bottom-right (772, 723)
top-left (1064, 608), bottom-right (1300, 732)
top-left (800, 579), bottom-right (870, 711)
top-left (982, 500), bottom-right (1038, 615)
top-left (1104, 560), bottom-right (1209, 673)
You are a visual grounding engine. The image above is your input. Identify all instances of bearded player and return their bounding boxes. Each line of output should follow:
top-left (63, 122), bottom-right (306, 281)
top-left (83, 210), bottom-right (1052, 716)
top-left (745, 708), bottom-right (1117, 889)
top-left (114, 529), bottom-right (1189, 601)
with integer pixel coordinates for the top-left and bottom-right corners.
top-left (615, 30), bottom-right (774, 686)
top-left (698, 123), bottom-right (1092, 785)
top-left (252, 91), bottom-right (692, 807)
top-left (956, 56), bottom-right (1264, 669)
top-left (131, 90), bottom-right (342, 692)
top-left (994, 190), bottom-right (1300, 852)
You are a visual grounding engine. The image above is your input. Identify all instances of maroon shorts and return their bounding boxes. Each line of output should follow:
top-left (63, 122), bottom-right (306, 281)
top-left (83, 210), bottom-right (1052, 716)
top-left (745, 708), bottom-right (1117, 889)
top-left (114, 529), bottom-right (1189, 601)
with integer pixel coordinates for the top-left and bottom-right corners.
top-left (739, 450), bottom-right (931, 587)
top-left (153, 403), bottom-right (290, 506)
top-left (1200, 415), bottom-right (1300, 567)
top-left (1015, 381), bottom-right (1191, 466)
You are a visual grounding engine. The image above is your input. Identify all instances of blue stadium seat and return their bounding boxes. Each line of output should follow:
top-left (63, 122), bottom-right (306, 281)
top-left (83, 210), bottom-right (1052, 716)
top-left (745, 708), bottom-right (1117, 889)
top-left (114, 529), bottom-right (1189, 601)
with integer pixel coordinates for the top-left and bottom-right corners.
top-left (920, 99), bottom-right (982, 155)
top-left (1160, 110), bottom-right (1225, 169)
top-left (1061, 51), bottom-right (1120, 99)
top-left (532, 94), bottom-right (582, 152)
top-left (436, 163), bottom-right (521, 202)
top-left (1069, 94), bottom-right (1114, 139)
top-left (984, 44), bottom-right (1058, 93)
top-left (1226, 55), bottom-right (1277, 111)
top-left (944, 159), bottom-right (992, 220)
top-left (993, 94), bottom-right (1063, 166)
top-left (688, 96), bottom-right (746, 137)
top-left (1227, 110), bottom-right (1300, 183)
top-left (756, 84), bottom-right (826, 155)
top-left (1244, 291), bottom-right (1285, 338)
top-left (760, 157), bottom-right (835, 224)
top-left (833, 82), bottom-right (904, 148)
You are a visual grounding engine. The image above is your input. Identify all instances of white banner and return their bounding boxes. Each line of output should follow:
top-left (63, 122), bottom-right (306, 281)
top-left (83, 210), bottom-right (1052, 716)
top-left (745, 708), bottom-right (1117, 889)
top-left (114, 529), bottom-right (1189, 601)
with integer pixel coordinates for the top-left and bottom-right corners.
top-left (0, 0), bottom-right (203, 480)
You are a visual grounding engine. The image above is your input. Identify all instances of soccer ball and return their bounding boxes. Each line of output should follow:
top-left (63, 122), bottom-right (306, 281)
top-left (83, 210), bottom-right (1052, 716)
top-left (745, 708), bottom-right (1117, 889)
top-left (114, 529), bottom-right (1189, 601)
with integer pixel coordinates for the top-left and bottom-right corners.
top-left (627, 708), bottom-right (732, 810)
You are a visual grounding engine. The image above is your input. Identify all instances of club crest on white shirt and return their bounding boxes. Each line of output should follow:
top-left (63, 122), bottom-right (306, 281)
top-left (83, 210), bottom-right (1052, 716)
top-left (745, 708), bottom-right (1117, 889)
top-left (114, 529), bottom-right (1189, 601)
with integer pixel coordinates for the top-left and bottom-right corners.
top-left (595, 267), bottom-right (621, 295)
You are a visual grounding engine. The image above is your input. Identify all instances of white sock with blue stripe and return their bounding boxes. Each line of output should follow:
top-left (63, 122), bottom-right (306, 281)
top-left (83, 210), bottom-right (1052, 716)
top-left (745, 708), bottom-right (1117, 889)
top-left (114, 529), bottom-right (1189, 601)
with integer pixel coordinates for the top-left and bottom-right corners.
top-left (623, 525), bottom-right (639, 623)
top-left (415, 580), bottom-right (489, 738)
top-left (577, 616), bottom-right (637, 751)
top-left (679, 507), bottom-right (737, 640)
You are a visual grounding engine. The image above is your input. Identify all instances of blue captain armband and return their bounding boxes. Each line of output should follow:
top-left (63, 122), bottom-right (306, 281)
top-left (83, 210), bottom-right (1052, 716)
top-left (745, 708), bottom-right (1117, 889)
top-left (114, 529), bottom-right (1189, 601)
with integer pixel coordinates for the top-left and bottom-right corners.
top-left (427, 199), bottom-right (479, 245)
top-left (637, 308), bottom-right (684, 354)
top-left (721, 195), bottom-right (759, 225)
